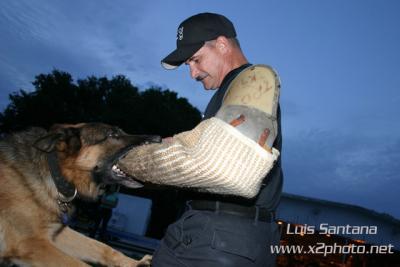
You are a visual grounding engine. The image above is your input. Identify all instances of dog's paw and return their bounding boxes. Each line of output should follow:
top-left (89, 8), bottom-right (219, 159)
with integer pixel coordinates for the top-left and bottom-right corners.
top-left (137, 254), bottom-right (152, 267)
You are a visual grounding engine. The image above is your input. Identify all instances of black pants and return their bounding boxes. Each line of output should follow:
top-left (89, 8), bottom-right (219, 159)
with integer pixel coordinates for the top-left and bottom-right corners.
top-left (151, 209), bottom-right (280, 267)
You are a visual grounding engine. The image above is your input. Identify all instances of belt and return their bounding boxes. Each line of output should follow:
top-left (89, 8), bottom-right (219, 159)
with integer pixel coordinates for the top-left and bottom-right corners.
top-left (188, 200), bottom-right (275, 223)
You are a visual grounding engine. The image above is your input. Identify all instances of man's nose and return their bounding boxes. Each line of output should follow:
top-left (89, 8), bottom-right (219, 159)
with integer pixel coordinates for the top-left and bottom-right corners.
top-left (189, 66), bottom-right (199, 80)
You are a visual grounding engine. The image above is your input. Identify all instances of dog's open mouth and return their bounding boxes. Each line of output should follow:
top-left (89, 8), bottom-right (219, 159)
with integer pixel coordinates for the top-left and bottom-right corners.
top-left (94, 136), bottom-right (161, 189)
top-left (105, 139), bottom-right (160, 188)
top-left (112, 164), bottom-right (128, 177)
top-left (108, 161), bottom-right (144, 188)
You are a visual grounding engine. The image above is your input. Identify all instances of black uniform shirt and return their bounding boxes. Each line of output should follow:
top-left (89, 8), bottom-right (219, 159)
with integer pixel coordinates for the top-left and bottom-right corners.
top-left (200, 63), bottom-right (283, 211)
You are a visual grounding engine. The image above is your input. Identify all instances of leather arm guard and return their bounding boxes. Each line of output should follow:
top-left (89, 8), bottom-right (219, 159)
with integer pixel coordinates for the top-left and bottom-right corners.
top-left (118, 64), bottom-right (281, 198)
top-left (216, 64), bottom-right (280, 148)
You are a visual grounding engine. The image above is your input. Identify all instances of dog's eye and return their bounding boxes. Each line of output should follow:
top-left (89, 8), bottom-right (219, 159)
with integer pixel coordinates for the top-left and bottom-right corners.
top-left (107, 129), bottom-right (121, 138)
top-left (107, 132), bottom-right (119, 138)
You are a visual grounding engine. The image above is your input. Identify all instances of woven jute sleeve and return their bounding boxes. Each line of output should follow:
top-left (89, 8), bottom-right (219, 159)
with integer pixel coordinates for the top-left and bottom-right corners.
top-left (118, 117), bottom-right (279, 198)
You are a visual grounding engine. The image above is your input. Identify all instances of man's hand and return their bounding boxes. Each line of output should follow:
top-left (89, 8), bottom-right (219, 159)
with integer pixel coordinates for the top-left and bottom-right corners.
top-left (229, 114), bottom-right (272, 153)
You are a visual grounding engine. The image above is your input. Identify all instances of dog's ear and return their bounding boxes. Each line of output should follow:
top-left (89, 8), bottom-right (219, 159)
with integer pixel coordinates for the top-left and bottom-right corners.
top-left (34, 125), bottom-right (82, 154)
top-left (61, 127), bottom-right (82, 155)
top-left (33, 132), bottom-right (65, 153)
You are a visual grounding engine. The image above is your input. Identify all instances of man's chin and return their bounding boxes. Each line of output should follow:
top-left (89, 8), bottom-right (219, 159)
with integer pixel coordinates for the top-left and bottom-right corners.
top-left (203, 82), bottom-right (217, 90)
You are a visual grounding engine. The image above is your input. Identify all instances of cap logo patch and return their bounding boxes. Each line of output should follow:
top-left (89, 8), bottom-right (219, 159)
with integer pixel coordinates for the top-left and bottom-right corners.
top-left (177, 26), bottom-right (184, 41)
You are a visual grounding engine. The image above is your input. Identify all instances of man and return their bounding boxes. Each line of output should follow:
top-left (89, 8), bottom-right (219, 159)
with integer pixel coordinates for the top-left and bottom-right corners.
top-left (119, 13), bottom-right (283, 266)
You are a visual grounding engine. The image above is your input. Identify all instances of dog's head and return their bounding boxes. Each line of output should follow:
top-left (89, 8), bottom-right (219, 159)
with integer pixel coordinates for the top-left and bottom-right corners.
top-left (33, 123), bottom-right (160, 198)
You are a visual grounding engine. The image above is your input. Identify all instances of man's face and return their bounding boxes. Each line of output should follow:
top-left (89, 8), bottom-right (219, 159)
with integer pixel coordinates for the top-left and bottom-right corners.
top-left (185, 42), bottom-right (225, 90)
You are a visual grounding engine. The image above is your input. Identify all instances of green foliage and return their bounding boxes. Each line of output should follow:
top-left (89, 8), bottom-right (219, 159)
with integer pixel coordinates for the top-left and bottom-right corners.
top-left (0, 69), bottom-right (202, 136)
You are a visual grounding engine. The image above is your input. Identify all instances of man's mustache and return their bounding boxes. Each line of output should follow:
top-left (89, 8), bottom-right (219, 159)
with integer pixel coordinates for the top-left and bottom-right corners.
top-left (195, 73), bottom-right (209, 82)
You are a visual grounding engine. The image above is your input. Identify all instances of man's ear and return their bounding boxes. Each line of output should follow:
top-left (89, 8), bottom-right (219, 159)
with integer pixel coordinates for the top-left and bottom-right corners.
top-left (216, 36), bottom-right (229, 54)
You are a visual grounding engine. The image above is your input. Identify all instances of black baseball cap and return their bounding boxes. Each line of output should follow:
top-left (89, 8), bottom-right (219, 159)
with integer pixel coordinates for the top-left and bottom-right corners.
top-left (161, 13), bottom-right (237, 70)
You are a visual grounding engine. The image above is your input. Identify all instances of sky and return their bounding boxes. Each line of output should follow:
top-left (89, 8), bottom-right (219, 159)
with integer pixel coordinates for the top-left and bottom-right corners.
top-left (1, 0), bottom-right (399, 219)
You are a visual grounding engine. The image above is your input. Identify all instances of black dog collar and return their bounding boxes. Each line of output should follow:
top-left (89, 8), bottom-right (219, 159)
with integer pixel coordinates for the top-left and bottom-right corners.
top-left (47, 151), bottom-right (77, 203)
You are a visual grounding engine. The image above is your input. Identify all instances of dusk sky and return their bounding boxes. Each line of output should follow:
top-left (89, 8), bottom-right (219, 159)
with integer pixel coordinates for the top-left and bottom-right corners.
top-left (1, 1), bottom-right (399, 219)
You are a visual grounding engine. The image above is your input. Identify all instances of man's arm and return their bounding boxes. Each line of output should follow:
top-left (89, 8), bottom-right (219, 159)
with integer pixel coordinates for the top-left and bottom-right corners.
top-left (118, 117), bottom-right (279, 198)
top-left (117, 65), bottom-right (281, 198)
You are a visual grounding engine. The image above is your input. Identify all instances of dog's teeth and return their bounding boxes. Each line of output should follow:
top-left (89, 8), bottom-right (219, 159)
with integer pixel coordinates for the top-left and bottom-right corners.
top-left (111, 164), bottom-right (128, 177)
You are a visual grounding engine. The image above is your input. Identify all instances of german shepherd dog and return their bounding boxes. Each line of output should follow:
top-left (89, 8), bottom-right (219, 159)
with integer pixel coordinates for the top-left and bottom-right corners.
top-left (0, 123), bottom-right (160, 267)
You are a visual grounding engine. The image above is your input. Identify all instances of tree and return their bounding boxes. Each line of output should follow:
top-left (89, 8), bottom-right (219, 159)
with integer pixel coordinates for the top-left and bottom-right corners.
top-left (0, 69), bottom-right (201, 136)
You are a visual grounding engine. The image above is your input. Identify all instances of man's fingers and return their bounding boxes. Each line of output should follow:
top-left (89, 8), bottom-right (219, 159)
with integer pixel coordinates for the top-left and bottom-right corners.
top-left (229, 114), bottom-right (245, 127)
top-left (229, 116), bottom-right (272, 153)
top-left (258, 128), bottom-right (272, 153)
top-left (258, 128), bottom-right (269, 146)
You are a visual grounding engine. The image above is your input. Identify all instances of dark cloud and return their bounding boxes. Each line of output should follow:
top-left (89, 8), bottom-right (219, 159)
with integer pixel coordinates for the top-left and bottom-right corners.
top-left (283, 129), bottom-right (400, 218)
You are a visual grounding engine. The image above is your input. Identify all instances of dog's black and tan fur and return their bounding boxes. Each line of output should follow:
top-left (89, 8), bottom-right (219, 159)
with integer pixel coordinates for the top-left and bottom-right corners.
top-left (0, 123), bottom-right (159, 267)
